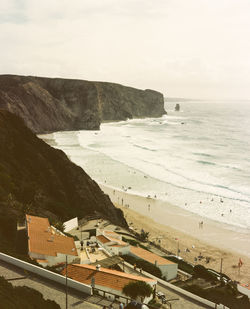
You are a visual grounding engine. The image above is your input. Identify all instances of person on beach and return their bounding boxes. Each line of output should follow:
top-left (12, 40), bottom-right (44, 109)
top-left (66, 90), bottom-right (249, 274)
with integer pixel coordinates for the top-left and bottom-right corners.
top-left (122, 198), bottom-right (123, 205)
top-left (148, 204), bottom-right (150, 211)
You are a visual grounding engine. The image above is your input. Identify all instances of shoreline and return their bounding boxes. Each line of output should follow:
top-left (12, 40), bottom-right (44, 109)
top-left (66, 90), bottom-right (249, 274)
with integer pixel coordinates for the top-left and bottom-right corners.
top-left (100, 183), bottom-right (250, 283)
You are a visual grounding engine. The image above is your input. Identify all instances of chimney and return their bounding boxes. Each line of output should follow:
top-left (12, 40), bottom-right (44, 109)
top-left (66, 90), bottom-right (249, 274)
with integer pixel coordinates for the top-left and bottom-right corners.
top-left (96, 264), bottom-right (101, 271)
top-left (155, 260), bottom-right (158, 267)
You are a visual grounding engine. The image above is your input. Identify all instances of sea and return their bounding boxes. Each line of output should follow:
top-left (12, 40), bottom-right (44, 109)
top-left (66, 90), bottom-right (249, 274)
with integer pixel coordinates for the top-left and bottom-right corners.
top-left (41, 101), bottom-right (250, 232)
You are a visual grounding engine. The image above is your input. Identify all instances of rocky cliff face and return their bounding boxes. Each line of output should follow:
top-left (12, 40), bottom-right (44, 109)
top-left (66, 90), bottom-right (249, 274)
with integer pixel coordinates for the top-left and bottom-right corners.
top-left (0, 75), bottom-right (165, 133)
top-left (0, 110), bottom-right (127, 228)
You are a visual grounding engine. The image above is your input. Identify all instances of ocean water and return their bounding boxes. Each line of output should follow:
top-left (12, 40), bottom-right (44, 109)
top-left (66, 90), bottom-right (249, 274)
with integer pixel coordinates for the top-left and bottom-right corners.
top-left (42, 101), bottom-right (250, 230)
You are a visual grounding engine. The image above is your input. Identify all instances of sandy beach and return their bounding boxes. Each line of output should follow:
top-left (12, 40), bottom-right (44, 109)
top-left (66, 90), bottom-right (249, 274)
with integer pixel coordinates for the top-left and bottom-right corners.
top-left (100, 184), bottom-right (250, 284)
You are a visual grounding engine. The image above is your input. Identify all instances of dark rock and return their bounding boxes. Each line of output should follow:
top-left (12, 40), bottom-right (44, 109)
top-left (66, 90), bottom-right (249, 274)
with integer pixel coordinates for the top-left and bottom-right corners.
top-left (175, 103), bottom-right (180, 111)
top-left (0, 75), bottom-right (166, 133)
top-left (0, 110), bottom-right (127, 228)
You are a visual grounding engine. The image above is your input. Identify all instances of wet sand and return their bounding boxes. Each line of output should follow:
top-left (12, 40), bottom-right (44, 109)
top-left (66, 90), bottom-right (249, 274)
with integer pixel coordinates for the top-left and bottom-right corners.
top-left (100, 184), bottom-right (250, 283)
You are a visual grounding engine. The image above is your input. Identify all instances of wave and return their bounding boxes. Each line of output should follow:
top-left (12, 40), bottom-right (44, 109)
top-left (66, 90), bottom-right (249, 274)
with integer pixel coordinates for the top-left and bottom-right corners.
top-left (197, 160), bottom-right (216, 166)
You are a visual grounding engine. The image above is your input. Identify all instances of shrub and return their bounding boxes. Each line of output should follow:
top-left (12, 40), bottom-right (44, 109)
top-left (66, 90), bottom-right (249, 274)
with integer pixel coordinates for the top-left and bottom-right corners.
top-left (122, 254), bottom-right (162, 278)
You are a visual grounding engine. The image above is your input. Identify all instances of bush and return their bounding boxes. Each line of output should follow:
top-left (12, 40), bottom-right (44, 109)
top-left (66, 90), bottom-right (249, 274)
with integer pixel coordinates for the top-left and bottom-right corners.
top-left (122, 254), bottom-right (162, 278)
top-left (164, 256), bottom-right (194, 275)
top-left (193, 264), bottom-right (217, 281)
top-left (122, 237), bottom-right (148, 250)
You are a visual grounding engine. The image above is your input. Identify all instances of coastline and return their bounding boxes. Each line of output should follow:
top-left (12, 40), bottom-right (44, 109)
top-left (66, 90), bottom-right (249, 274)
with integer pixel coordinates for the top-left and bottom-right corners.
top-left (100, 183), bottom-right (250, 283)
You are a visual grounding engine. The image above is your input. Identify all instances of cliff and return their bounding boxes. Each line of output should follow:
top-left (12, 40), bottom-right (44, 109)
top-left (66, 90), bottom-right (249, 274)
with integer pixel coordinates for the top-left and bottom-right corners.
top-left (0, 110), bottom-right (127, 242)
top-left (0, 75), bottom-right (165, 133)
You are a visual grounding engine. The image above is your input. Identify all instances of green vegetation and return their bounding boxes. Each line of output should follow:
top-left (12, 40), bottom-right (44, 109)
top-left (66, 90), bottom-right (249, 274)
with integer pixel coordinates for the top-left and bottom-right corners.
top-left (122, 237), bottom-right (148, 250)
top-left (178, 264), bottom-right (250, 309)
top-left (122, 254), bottom-right (162, 278)
top-left (185, 283), bottom-right (249, 309)
top-left (122, 281), bottom-right (153, 302)
top-left (0, 276), bottom-right (60, 309)
top-left (164, 255), bottom-right (194, 275)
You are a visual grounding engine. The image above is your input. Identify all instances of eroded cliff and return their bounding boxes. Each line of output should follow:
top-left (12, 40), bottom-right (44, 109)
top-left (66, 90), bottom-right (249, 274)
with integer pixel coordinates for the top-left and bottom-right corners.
top-left (0, 110), bottom-right (127, 233)
top-left (0, 75), bottom-right (165, 133)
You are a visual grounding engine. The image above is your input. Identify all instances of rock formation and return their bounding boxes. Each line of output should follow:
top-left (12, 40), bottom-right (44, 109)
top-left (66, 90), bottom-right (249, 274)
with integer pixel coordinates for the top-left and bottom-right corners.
top-left (0, 110), bottom-right (127, 230)
top-left (0, 75), bottom-right (166, 133)
top-left (175, 103), bottom-right (180, 111)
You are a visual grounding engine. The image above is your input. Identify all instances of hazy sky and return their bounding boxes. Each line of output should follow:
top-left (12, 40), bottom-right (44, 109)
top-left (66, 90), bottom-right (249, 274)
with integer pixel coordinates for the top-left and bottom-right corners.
top-left (1, 0), bottom-right (250, 99)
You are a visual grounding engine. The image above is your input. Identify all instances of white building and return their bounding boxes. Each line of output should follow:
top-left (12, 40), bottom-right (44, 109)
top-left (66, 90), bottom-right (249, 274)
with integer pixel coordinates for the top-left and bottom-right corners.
top-left (63, 217), bottom-right (78, 233)
top-left (96, 229), bottom-right (130, 256)
top-left (129, 246), bottom-right (177, 281)
top-left (26, 215), bottom-right (78, 267)
top-left (62, 264), bottom-right (157, 304)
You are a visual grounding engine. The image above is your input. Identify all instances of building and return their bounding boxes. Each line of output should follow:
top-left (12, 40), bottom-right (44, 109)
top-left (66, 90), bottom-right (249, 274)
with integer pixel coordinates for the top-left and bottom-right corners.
top-left (26, 214), bottom-right (78, 267)
top-left (61, 264), bottom-right (157, 304)
top-left (129, 246), bottom-right (177, 280)
top-left (96, 230), bottom-right (130, 256)
top-left (63, 217), bottom-right (78, 233)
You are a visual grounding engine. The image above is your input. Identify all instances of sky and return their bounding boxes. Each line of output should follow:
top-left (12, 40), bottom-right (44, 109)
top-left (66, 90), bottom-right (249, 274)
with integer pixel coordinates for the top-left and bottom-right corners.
top-left (0, 0), bottom-right (250, 100)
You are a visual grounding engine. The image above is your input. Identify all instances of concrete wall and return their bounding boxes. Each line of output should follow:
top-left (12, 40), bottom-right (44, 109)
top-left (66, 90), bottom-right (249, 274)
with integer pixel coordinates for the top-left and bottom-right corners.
top-left (63, 217), bottom-right (78, 233)
top-left (159, 263), bottom-right (177, 281)
top-left (0, 252), bottom-right (92, 295)
top-left (108, 245), bottom-right (130, 256)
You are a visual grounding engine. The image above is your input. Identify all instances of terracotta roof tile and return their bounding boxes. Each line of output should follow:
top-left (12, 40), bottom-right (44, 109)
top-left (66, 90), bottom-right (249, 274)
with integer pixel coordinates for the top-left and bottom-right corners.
top-left (61, 264), bottom-right (156, 291)
top-left (104, 230), bottom-right (120, 237)
top-left (96, 235), bottom-right (111, 244)
top-left (107, 236), bottom-right (127, 246)
top-left (26, 215), bottom-right (77, 257)
top-left (130, 246), bottom-right (175, 266)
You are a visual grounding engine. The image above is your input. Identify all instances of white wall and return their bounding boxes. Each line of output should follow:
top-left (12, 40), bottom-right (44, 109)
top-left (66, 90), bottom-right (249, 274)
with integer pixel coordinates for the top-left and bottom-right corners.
top-left (159, 263), bottom-right (177, 281)
top-left (63, 217), bottom-right (78, 233)
top-left (0, 252), bottom-right (92, 295)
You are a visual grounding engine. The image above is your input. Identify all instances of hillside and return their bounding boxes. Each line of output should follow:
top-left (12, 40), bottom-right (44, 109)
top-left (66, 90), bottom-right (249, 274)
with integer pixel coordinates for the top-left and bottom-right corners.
top-left (0, 110), bottom-right (127, 253)
top-left (0, 75), bottom-right (165, 133)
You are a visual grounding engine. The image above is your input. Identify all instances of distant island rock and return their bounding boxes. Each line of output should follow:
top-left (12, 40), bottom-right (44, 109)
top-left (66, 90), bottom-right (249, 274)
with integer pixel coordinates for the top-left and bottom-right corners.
top-left (175, 103), bottom-right (180, 111)
top-left (0, 75), bottom-right (166, 133)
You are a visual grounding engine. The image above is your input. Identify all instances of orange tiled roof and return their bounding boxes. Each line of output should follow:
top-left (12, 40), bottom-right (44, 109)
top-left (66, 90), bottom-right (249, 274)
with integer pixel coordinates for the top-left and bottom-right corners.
top-left (104, 230), bottom-right (120, 237)
top-left (26, 215), bottom-right (77, 257)
top-left (130, 246), bottom-right (175, 266)
top-left (107, 236), bottom-right (127, 246)
top-left (61, 264), bottom-right (156, 291)
top-left (96, 235), bottom-right (111, 244)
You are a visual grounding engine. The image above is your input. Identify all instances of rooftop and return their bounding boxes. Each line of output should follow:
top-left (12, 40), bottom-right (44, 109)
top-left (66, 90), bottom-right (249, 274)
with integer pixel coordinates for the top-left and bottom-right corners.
top-left (61, 264), bottom-right (156, 291)
top-left (130, 246), bottom-right (175, 266)
top-left (96, 235), bottom-right (111, 244)
top-left (26, 214), bottom-right (78, 257)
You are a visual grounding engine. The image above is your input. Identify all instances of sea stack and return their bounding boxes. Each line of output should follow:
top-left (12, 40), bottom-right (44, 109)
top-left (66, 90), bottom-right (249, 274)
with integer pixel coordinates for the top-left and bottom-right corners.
top-left (175, 103), bottom-right (180, 111)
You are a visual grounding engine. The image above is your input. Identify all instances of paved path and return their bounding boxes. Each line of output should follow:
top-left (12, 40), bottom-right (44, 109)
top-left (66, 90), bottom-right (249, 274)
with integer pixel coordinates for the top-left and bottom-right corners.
top-left (0, 260), bottom-right (119, 309)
